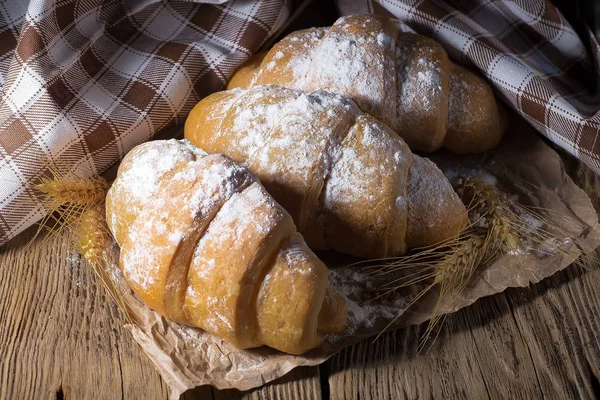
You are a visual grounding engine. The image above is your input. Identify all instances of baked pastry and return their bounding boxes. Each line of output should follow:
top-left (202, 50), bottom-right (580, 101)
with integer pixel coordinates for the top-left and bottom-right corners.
top-left (105, 139), bottom-right (347, 355)
top-left (184, 85), bottom-right (469, 259)
top-left (227, 15), bottom-right (508, 154)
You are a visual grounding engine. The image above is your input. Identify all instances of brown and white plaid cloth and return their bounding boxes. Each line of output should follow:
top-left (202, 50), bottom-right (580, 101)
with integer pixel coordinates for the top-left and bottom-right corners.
top-left (0, 0), bottom-right (599, 246)
top-left (0, 0), bottom-right (292, 245)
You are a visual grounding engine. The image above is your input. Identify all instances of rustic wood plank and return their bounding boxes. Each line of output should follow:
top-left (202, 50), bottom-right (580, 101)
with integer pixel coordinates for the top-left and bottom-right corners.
top-left (564, 265), bottom-right (600, 383)
top-left (327, 306), bottom-right (493, 399)
top-left (327, 266), bottom-right (600, 400)
top-left (0, 227), bottom-right (171, 400)
top-left (504, 266), bottom-right (600, 399)
top-left (442, 292), bottom-right (545, 400)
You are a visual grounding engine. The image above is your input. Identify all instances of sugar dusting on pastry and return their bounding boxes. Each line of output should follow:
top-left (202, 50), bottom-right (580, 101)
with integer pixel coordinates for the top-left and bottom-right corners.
top-left (226, 87), bottom-right (355, 216)
top-left (231, 90), bottom-right (340, 182)
top-left (322, 117), bottom-right (410, 213)
top-left (238, 14), bottom-right (505, 154)
top-left (118, 140), bottom-right (206, 203)
top-left (187, 83), bottom-right (469, 257)
top-left (185, 183), bottom-right (288, 341)
top-left (307, 31), bottom-right (383, 103)
top-left (116, 147), bottom-right (256, 293)
top-left (395, 42), bottom-right (444, 126)
top-left (264, 27), bottom-right (327, 88)
top-left (106, 139), bottom-right (207, 243)
top-left (217, 86), bottom-right (417, 256)
top-left (407, 157), bottom-right (456, 230)
top-left (449, 77), bottom-right (484, 127)
top-left (263, 17), bottom-right (395, 127)
top-left (447, 66), bottom-right (494, 135)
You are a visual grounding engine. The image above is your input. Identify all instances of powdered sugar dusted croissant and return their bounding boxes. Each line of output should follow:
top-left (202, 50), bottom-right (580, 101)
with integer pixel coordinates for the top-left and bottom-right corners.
top-left (227, 15), bottom-right (508, 154)
top-left (105, 140), bottom-right (347, 354)
top-left (184, 85), bottom-right (469, 259)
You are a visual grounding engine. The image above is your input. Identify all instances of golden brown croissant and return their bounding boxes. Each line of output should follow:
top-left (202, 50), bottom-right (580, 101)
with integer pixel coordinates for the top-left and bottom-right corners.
top-left (105, 139), bottom-right (347, 354)
top-left (184, 85), bottom-right (469, 259)
top-left (227, 15), bottom-right (508, 154)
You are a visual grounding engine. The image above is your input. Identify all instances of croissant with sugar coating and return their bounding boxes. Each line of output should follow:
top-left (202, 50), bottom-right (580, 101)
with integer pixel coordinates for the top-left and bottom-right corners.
top-left (228, 15), bottom-right (508, 154)
top-left (105, 139), bottom-right (347, 355)
top-left (185, 85), bottom-right (469, 259)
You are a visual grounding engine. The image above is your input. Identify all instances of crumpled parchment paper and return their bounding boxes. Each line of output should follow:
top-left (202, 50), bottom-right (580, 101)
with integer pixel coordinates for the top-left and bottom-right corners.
top-left (102, 117), bottom-right (600, 399)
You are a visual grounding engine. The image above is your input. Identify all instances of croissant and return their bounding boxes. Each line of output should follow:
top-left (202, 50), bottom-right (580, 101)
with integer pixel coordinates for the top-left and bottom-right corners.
top-left (105, 139), bottom-right (347, 355)
top-left (227, 15), bottom-right (508, 154)
top-left (184, 85), bottom-right (469, 259)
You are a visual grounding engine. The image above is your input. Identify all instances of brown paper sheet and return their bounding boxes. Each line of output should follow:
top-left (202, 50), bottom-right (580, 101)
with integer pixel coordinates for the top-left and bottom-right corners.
top-left (102, 118), bottom-right (600, 398)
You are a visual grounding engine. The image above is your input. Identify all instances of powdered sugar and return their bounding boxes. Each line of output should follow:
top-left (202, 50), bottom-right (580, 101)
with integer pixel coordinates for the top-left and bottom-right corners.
top-left (114, 141), bottom-right (258, 298)
top-left (214, 87), bottom-right (358, 232)
top-left (448, 72), bottom-right (489, 129)
top-left (232, 90), bottom-right (331, 181)
top-left (191, 183), bottom-right (277, 258)
top-left (322, 119), bottom-right (410, 211)
top-left (305, 28), bottom-right (387, 114)
top-left (188, 157), bottom-right (256, 217)
top-left (262, 19), bottom-right (391, 122)
top-left (318, 113), bottom-right (413, 256)
top-left (377, 32), bottom-right (394, 50)
top-left (196, 83), bottom-right (466, 257)
top-left (395, 43), bottom-right (444, 121)
top-left (407, 156), bottom-right (457, 230)
top-left (252, 18), bottom-right (453, 140)
top-left (443, 165), bottom-right (498, 186)
top-left (327, 267), bottom-right (410, 338)
top-left (260, 28), bottom-right (327, 90)
top-left (119, 139), bottom-right (206, 204)
top-left (106, 139), bottom-right (207, 244)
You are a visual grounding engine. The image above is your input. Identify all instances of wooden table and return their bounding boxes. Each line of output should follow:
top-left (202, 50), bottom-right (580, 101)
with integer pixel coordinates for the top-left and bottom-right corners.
top-left (1, 161), bottom-right (600, 400)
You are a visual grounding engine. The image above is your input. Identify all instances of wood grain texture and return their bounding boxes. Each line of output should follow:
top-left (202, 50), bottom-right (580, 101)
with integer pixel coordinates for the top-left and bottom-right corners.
top-left (207, 366), bottom-right (321, 400)
top-left (0, 229), bottom-right (169, 400)
top-left (327, 266), bottom-right (600, 400)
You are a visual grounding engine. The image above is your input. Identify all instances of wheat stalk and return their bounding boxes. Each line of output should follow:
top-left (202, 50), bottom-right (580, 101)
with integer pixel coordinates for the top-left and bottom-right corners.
top-left (461, 177), bottom-right (572, 255)
top-left (367, 176), bottom-right (569, 351)
top-left (370, 231), bottom-right (488, 351)
top-left (34, 175), bottom-right (108, 207)
top-left (72, 203), bottom-right (134, 323)
top-left (76, 204), bottom-right (111, 265)
top-left (28, 161), bottom-right (109, 247)
top-left (30, 165), bottom-right (135, 322)
top-left (432, 233), bottom-right (487, 288)
top-left (460, 177), bottom-right (520, 252)
top-left (419, 232), bottom-right (487, 351)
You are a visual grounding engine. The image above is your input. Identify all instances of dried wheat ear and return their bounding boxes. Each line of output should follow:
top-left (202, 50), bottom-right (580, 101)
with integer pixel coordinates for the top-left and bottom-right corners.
top-left (357, 176), bottom-right (571, 351)
top-left (30, 167), bottom-right (134, 323)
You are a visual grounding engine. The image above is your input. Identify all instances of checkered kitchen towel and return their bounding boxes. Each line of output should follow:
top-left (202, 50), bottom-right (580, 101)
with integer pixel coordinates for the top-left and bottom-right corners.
top-left (338, 0), bottom-right (600, 172)
top-left (0, 0), bottom-right (292, 246)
